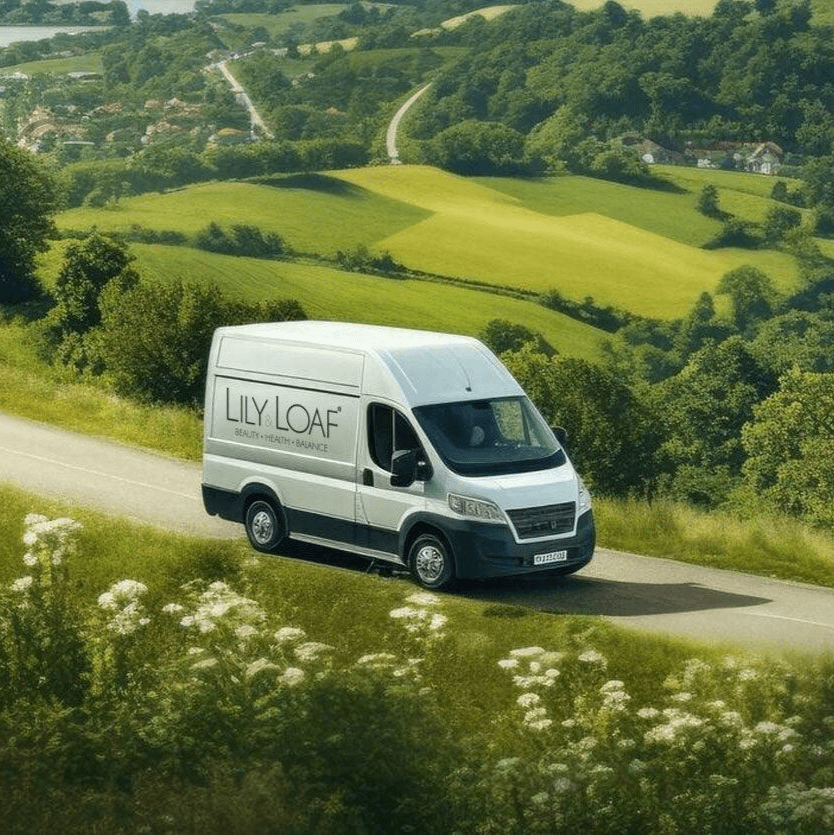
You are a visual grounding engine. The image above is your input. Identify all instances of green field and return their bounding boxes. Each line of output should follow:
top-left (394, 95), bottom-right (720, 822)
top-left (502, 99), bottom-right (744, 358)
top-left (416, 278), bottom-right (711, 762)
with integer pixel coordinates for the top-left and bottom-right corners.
top-left (58, 164), bottom-right (804, 319)
top-left (125, 244), bottom-right (608, 360)
top-left (218, 4), bottom-right (347, 38)
top-left (1, 52), bottom-right (103, 76)
top-left (335, 166), bottom-right (800, 317)
top-left (569, 0), bottom-right (717, 16)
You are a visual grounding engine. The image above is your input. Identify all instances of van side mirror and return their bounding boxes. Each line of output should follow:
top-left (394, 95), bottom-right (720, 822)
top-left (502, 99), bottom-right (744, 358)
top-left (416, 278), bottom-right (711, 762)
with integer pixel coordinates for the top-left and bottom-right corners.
top-left (551, 425), bottom-right (569, 448)
top-left (390, 448), bottom-right (418, 488)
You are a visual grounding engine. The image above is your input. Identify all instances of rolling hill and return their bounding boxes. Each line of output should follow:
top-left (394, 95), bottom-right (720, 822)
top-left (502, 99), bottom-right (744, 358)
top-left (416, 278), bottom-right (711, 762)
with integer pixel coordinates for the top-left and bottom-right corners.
top-left (57, 164), bottom-right (803, 321)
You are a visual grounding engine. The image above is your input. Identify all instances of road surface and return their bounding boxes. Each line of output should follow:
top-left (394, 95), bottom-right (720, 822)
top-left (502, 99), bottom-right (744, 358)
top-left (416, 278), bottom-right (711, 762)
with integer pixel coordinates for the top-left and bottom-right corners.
top-left (2, 411), bottom-right (833, 655)
top-left (386, 84), bottom-right (431, 163)
top-left (215, 60), bottom-right (274, 139)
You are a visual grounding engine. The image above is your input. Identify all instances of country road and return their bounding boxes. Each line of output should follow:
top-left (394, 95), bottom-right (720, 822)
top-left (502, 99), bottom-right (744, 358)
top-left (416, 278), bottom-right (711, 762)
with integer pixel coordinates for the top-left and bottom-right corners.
top-left (386, 84), bottom-right (431, 163)
top-left (2, 411), bottom-right (834, 655)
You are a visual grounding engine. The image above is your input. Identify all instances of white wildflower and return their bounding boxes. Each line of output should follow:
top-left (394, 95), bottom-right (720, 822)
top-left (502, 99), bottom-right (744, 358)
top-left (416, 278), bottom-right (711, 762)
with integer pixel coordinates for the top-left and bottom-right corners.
top-left (671, 691), bottom-right (693, 703)
top-left (578, 649), bottom-right (607, 667)
top-left (406, 592), bottom-right (441, 606)
top-left (527, 718), bottom-right (553, 731)
top-left (755, 721), bottom-right (780, 735)
top-left (510, 646), bottom-right (545, 658)
top-left (356, 652), bottom-right (397, 668)
top-left (553, 777), bottom-right (573, 793)
top-left (428, 612), bottom-right (447, 631)
top-left (517, 692), bottom-right (541, 708)
top-left (498, 658), bottom-right (519, 669)
top-left (294, 641), bottom-right (334, 663)
top-left (245, 657), bottom-right (279, 679)
top-left (531, 792), bottom-right (549, 806)
top-left (495, 757), bottom-right (520, 772)
top-left (600, 680), bottom-right (626, 693)
top-left (274, 626), bottom-right (307, 645)
top-left (162, 603), bottom-right (185, 614)
top-left (11, 576), bottom-right (33, 593)
top-left (389, 606), bottom-right (421, 620)
top-left (279, 667), bottom-right (305, 687)
top-left (637, 707), bottom-right (660, 720)
top-left (235, 624), bottom-right (258, 641)
top-left (191, 657), bottom-right (218, 671)
top-left (23, 552), bottom-right (37, 567)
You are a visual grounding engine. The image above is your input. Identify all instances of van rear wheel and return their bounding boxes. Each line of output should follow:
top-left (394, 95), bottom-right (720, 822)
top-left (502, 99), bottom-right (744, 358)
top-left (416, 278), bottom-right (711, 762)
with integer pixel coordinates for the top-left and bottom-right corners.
top-left (245, 499), bottom-right (284, 553)
top-left (409, 533), bottom-right (454, 590)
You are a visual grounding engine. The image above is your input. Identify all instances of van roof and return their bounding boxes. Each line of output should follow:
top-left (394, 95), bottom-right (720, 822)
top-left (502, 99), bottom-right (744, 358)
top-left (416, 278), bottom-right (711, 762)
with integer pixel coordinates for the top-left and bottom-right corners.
top-left (215, 321), bottom-right (522, 405)
top-left (222, 320), bottom-right (477, 351)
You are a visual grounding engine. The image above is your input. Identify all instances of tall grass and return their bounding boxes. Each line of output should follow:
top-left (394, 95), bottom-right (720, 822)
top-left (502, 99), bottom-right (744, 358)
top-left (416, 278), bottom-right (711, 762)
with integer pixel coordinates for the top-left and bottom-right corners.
top-left (2, 494), bottom-right (834, 833)
top-left (0, 321), bottom-right (201, 460)
top-left (596, 496), bottom-right (834, 588)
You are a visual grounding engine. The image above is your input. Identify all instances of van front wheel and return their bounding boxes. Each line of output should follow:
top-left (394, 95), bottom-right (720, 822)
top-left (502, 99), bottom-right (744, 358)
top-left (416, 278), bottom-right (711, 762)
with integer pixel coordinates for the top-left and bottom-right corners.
top-left (409, 533), bottom-right (454, 590)
top-left (245, 499), bottom-right (284, 553)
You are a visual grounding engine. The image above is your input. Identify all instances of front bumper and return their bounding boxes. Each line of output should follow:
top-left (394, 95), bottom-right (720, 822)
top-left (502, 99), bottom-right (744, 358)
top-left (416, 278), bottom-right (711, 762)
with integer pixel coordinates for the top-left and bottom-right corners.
top-left (441, 509), bottom-right (595, 580)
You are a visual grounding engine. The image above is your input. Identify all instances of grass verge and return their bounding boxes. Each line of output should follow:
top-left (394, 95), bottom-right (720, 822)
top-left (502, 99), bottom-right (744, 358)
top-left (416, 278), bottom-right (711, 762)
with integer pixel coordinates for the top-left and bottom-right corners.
top-left (596, 496), bottom-right (834, 588)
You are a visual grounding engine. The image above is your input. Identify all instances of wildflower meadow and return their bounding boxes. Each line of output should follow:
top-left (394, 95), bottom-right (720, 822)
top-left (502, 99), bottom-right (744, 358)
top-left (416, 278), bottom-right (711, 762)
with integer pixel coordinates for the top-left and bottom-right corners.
top-left (1, 511), bottom-right (834, 834)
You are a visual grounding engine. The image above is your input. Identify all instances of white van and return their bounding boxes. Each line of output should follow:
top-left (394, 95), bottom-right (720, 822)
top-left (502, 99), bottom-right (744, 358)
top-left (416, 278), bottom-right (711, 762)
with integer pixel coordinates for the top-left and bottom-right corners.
top-left (202, 321), bottom-right (595, 589)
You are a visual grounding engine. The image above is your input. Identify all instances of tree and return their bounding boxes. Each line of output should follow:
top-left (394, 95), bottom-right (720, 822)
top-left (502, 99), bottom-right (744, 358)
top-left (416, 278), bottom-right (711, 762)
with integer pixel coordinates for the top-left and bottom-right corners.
top-left (428, 120), bottom-right (524, 176)
top-left (655, 336), bottom-right (776, 505)
top-left (41, 232), bottom-right (139, 370)
top-left (763, 205), bottom-right (802, 245)
top-left (696, 183), bottom-right (722, 218)
top-left (742, 368), bottom-right (834, 528)
top-left (51, 232), bottom-right (138, 336)
top-left (502, 345), bottom-right (662, 496)
top-left (95, 280), bottom-right (306, 405)
top-left (478, 319), bottom-right (555, 357)
top-left (748, 311), bottom-right (834, 377)
top-left (715, 265), bottom-right (778, 334)
top-left (524, 105), bottom-right (592, 172)
top-left (0, 139), bottom-right (59, 305)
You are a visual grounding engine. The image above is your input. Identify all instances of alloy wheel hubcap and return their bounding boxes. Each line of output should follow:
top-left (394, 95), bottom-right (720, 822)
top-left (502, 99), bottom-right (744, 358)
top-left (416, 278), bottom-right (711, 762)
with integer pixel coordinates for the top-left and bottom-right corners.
top-left (251, 510), bottom-right (274, 544)
top-left (416, 544), bottom-right (444, 582)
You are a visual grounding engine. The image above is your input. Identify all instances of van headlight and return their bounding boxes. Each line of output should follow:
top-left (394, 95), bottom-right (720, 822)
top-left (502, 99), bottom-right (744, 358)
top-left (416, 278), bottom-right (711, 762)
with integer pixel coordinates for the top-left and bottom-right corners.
top-left (578, 477), bottom-right (592, 514)
top-left (448, 493), bottom-right (506, 523)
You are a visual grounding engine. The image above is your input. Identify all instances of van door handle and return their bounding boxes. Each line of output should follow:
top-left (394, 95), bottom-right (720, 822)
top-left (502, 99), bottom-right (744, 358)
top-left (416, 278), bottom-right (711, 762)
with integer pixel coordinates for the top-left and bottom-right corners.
top-left (363, 468), bottom-right (374, 487)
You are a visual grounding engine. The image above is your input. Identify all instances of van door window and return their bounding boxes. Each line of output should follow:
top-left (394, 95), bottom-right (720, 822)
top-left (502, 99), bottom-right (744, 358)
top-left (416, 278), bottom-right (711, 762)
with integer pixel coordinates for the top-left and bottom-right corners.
top-left (368, 404), bottom-right (420, 472)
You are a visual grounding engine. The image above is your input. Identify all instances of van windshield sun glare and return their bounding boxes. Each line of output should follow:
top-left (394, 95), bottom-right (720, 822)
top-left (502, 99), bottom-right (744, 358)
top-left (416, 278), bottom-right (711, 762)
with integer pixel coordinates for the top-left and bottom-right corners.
top-left (413, 396), bottom-right (566, 477)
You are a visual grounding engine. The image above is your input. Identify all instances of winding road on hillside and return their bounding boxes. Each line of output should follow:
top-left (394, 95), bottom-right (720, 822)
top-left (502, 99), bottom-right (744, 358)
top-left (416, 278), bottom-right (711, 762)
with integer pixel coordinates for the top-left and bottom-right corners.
top-left (386, 84), bottom-right (431, 163)
top-left (2, 411), bottom-right (834, 656)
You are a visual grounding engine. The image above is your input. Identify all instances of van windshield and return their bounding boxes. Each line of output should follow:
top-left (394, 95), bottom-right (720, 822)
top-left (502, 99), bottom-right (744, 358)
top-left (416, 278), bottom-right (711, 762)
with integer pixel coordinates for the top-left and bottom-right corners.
top-left (413, 396), bottom-right (566, 477)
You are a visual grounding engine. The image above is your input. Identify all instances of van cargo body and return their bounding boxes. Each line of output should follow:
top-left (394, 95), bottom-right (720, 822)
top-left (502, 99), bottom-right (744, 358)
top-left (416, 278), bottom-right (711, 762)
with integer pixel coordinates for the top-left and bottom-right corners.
top-left (202, 322), bottom-right (595, 588)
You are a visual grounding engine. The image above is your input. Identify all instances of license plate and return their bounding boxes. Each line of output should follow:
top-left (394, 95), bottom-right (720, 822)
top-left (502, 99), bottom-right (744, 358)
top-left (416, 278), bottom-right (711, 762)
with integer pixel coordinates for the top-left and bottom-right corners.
top-left (534, 550), bottom-right (568, 566)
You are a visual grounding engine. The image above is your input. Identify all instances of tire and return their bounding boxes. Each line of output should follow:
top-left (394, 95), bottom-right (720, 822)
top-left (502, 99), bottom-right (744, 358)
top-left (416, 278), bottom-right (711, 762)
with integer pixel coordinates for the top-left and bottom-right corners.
top-left (244, 498), bottom-right (284, 553)
top-left (408, 533), bottom-right (455, 590)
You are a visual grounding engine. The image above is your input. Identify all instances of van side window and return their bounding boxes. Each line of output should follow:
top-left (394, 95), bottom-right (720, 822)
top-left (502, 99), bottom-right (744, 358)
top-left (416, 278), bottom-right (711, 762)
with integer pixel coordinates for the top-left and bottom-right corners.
top-left (368, 404), bottom-right (420, 471)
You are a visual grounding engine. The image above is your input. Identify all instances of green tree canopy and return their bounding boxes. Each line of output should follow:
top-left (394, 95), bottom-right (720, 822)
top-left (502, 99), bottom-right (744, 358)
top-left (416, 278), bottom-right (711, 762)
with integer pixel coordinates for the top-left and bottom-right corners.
top-left (655, 336), bottom-right (776, 505)
top-left (95, 280), bottom-right (305, 405)
top-left (427, 120), bottom-right (525, 175)
top-left (0, 139), bottom-right (59, 304)
top-left (715, 265), bottom-right (778, 334)
top-left (502, 344), bottom-right (662, 496)
top-left (742, 368), bottom-right (834, 528)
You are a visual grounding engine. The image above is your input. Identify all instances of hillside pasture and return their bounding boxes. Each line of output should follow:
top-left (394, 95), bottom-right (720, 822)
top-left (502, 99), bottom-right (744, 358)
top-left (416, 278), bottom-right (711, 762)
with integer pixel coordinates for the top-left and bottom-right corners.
top-left (334, 166), bottom-right (800, 318)
top-left (58, 165), bottom-right (804, 319)
top-left (0, 52), bottom-right (103, 75)
top-left (217, 5), bottom-right (348, 39)
top-left (57, 175), bottom-right (432, 255)
top-left (125, 243), bottom-right (607, 360)
top-left (568, 0), bottom-right (717, 16)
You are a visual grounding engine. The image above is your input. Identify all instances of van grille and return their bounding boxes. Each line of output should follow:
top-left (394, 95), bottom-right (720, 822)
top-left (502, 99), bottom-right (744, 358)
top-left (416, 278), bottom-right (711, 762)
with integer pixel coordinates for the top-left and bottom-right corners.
top-left (506, 502), bottom-right (576, 539)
